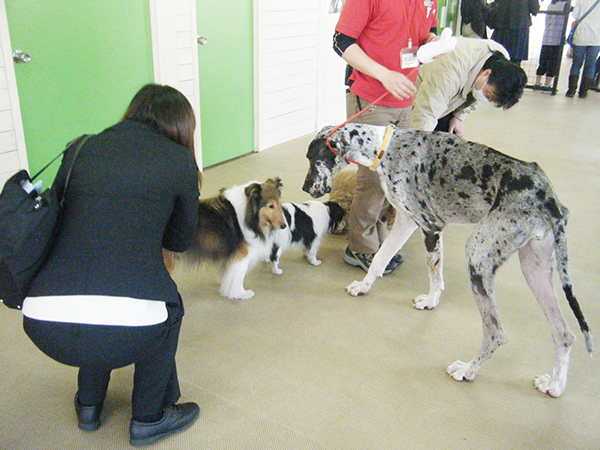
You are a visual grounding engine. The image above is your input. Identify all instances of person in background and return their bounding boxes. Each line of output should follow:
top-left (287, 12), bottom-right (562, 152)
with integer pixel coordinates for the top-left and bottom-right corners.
top-left (487, 0), bottom-right (540, 65)
top-left (21, 84), bottom-right (201, 447)
top-left (412, 37), bottom-right (527, 136)
top-left (590, 54), bottom-right (600, 90)
top-left (461, 0), bottom-right (490, 39)
top-left (565, 0), bottom-right (600, 98)
top-left (332, 0), bottom-right (438, 275)
top-left (535, 0), bottom-right (569, 89)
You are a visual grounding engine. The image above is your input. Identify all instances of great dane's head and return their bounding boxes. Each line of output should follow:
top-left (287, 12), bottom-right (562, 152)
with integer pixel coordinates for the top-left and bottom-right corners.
top-left (302, 124), bottom-right (387, 198)
top-left (302, 126), bottom-right (348, 198)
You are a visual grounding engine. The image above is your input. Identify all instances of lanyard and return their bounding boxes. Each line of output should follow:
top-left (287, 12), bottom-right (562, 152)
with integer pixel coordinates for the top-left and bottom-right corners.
top-left (401, 0), bottom-right (420, 48)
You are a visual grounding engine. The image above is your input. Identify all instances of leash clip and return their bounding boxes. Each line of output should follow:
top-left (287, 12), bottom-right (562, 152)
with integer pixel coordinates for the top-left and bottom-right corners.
top-left (369, 124), bottom-right (395, 171)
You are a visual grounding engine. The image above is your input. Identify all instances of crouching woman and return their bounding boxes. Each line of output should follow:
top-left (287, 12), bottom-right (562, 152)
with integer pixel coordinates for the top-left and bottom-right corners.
top-left (22, 84), bottom-right (201, 447)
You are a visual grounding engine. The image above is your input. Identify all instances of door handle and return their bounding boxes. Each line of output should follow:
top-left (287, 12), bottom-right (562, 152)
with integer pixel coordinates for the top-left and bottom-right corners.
top-left (12, 50), bottom-right (31, 64)
top-left (197, 36), bottom-right (208, 46)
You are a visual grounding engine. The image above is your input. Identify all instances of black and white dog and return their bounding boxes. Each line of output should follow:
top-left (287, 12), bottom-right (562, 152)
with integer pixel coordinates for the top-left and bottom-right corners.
top-left (302, 123), bottom-right (592, 397)
top-left (268, 200), bottom-right (345, 274)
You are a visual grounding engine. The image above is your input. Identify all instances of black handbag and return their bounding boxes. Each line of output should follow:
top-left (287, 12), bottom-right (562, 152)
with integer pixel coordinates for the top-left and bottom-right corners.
top-left (0, 135), bottom-right (91, 309)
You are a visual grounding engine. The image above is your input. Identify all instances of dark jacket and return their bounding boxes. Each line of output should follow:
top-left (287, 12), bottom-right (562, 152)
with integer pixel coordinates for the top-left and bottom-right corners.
top-left (461, 0), bottom-right (490, 38)
top-left (488, 0), bottom-right (540, 29)
top-left (28, 120), bottom-right (199, 303)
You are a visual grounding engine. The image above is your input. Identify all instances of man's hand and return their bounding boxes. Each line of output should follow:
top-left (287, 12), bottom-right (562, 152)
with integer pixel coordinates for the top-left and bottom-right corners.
top-left (380, 70), bottom-right (417, 100)
top-left (448, 117), bottom-right (465, 137)
top-left (342, 43), bottom-right (416, 100)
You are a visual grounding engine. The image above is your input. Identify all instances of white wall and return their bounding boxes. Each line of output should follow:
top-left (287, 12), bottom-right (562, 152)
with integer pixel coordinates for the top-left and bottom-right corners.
top-left (316, 7), bottom-right (347, 130)
top-left (0, 0), bottom-right (27, 187)
top-left (255, 0), bottom-right (346, 151)
top-left (149, 0), bottom-right (202, 167)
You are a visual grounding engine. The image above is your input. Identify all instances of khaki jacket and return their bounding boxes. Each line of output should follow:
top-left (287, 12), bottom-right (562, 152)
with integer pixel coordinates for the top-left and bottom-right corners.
top-left (411, 38), bottom-right (509, 131)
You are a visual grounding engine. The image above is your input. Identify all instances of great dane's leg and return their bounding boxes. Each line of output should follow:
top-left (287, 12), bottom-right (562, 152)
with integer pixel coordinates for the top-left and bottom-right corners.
top-left (346, 207), bottom-right (418, 296)
top-left (447, 214), bottom-right (526, 382)
top-left (414, 230), bottom-right (445, 310)
top-left (518, 230), bottom-right (575, 397)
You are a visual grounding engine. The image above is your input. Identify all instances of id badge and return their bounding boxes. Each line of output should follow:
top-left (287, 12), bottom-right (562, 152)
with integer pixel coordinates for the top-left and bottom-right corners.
top-left (400, 46), bottom-right (419, 69)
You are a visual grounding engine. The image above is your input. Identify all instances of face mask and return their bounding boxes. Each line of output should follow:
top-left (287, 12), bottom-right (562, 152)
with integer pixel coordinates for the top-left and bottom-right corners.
top-left (472, 77), bottom-right (489, 103)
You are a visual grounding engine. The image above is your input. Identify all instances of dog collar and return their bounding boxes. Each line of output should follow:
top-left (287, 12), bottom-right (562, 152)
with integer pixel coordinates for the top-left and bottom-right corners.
top-left (369, 125), bottom-right (395, 171)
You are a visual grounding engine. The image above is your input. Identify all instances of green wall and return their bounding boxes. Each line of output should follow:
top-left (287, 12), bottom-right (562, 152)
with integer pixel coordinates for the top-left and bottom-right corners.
top-left (437, 0), bottom-right (461, 34)
top-left (6, 0), bottom-right (154, 182)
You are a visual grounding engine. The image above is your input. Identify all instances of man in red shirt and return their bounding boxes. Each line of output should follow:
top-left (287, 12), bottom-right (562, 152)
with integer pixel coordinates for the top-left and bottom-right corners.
top-left (333, 0), bottom-right (438, 274)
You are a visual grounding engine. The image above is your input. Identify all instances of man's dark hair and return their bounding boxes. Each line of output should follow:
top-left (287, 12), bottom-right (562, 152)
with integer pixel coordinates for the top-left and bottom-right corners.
top-left (483, 51), bottom-right (527, 109)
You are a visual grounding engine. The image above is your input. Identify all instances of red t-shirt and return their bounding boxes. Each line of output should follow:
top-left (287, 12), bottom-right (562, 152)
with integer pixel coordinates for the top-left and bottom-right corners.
top-left (336, 0), bottom-right (438, 108)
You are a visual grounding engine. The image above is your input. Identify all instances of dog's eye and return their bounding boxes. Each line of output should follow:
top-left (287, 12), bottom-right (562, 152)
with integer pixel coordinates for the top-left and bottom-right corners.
top-left (268, 204), bottom-right (275, 209)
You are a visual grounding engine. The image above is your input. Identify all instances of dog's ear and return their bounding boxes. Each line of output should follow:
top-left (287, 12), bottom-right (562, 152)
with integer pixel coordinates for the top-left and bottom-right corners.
top-left (271, 177), bottom-right (283, 191)
top-left (260, 177), bottom-right (283, 203)
top-left (244, 182), bottom-right (262, 200)
top-left (244, 183), bottom-right (263, 214)
top-left (325, 201), bottom-right (346, 233)
top-left (244, 183), bottom-right (264, 236)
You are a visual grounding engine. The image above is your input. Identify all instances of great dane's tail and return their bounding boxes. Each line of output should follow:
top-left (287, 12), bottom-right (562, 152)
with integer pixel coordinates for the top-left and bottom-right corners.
top-left (548, 198), bottom-right (594, 355)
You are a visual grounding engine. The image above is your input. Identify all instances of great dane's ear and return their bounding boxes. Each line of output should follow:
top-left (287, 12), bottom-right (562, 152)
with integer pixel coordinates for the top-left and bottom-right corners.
top-left (317, 125), bottom-right (336, 138)
top-left (308, 127), bottom-right (338, 161)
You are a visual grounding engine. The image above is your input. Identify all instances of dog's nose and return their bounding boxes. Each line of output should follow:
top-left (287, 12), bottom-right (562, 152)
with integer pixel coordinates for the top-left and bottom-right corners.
top-left (280, 223), bottom-right (287, 230)
top-left (302, 180), bottom-right (311, 193)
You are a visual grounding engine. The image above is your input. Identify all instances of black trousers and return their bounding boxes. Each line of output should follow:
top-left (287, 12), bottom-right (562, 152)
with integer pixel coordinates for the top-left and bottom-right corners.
top-left (23, 301), bottom-right (184, 421)
top-left (536, 45), bottom-right (561, 78)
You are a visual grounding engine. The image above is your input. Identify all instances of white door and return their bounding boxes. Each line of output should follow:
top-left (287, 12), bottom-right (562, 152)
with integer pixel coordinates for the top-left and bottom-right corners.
top-left (149, 0), bottom-right (203, 168)
top-left (0, 0), bottom-right (27, 187)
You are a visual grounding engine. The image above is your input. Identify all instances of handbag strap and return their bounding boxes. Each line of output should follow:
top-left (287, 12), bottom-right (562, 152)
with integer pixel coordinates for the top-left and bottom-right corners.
top-left (30, 134), bottom-right (92, 182)
top-left (59, 134), bottom-right (93, 205)
top-left (575, 0), bottom-right (600, 27)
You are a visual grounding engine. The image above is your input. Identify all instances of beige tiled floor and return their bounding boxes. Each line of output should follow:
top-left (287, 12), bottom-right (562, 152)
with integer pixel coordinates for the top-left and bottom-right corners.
top-left (1, 81), bottom-right (599, 449)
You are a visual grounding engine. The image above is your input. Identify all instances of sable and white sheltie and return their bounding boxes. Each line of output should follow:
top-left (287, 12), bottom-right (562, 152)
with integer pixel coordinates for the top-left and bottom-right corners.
top-left (268, 201), bottom-right (344, 275)
top-left (182, 177), bottom-right (286, 300)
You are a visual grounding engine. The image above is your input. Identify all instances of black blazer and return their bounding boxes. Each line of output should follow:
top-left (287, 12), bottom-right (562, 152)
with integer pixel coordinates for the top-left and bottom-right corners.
top-left (488, 0), bottom-right (540, 29)
top-left (28, 120), bottom-right (199, 303)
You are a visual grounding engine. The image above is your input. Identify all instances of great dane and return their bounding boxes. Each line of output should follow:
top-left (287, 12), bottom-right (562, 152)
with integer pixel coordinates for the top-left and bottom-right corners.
top-left (302, 123), bottom-right (592, 397)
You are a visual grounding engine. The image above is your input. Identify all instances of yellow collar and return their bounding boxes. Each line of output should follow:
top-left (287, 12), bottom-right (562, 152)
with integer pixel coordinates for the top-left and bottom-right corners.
top-left (369, 125), bottom-right (395, 170)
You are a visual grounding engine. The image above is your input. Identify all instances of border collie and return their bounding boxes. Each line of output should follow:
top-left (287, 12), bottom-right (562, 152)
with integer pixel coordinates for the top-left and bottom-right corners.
top-left (268, 200), bottom-right (344, 274)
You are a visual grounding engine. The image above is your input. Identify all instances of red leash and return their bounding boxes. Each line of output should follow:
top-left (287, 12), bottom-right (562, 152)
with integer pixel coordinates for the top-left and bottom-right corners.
top-left (326, 66), bottom-right (420, 163)
top-left (326, 92), bottom-right (387, 160)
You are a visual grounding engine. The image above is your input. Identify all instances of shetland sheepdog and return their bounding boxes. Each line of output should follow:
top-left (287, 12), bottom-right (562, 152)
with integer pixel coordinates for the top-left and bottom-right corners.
top-left (182, 178), bottom-right (286, 300)
top-left (268, 200), bottom-right (344, 275)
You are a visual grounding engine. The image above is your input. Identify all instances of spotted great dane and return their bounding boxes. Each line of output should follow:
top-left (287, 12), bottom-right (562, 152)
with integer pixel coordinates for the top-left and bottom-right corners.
top-left (302, 123), bottom-right (592, 397)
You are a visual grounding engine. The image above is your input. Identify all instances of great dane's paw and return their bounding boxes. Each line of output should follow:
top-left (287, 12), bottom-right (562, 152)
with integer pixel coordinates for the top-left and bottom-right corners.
top-left (271, 268), bottom-right (283, 275)
top-left (534, 374), bottom-right (564, 398)
top-left (446, 360), bottom-right (476, 381)
top-left (413, 294), bottom-right (439, 310)
top-left (346, 281), bottom-right (370, 296)
top-left (307, 258), bottom-right (322, 266)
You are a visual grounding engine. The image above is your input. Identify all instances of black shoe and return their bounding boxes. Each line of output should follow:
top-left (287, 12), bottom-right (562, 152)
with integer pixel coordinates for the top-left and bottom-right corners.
top-left (387, 252), bottom-right (405, 271)
top-left (343, 247), bottom-right (403, 275)
top-left (130, 402), bottom-right (200, 447)
top-left (75, 394), bottom-right (102, 431)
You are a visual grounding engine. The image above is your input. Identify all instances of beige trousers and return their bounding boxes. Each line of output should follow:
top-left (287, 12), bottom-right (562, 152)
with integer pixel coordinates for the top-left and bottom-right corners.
top-left (345, 92), bottom-right (411, 254)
